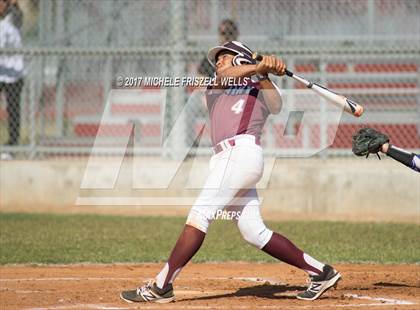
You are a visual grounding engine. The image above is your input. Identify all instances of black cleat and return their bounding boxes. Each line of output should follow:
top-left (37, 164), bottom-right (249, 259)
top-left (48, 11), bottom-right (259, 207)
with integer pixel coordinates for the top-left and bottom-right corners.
top-left (297, 264), bottom-right (341, 301)
top-left (120, 280), bottom-right (175, 303)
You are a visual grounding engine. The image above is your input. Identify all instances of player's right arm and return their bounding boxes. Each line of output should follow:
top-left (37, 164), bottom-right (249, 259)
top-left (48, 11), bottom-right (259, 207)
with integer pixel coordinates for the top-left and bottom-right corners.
top-left (215, 55), bottom-right (285, 114)
top-left (215, 55), bottom-right (285, 81)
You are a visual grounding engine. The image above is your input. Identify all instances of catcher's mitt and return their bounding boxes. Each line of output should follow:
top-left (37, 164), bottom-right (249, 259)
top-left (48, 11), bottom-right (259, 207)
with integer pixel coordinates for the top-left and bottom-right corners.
top-left (352, 127), bottom-right (389, 158)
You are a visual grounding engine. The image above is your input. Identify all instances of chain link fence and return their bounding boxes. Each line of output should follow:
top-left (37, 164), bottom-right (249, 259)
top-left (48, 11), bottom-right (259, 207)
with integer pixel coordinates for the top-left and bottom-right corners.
top-left (1, 0), bottom-right (419, 158)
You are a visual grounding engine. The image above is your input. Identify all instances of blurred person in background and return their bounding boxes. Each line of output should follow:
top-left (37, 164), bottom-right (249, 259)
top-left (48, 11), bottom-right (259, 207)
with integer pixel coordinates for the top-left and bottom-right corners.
top-left (197, 19), bottom-right (239, 77)
top-left (5, 0), bottom-right (23, 29)
top-left (0, 0), bottom-right (24, 148)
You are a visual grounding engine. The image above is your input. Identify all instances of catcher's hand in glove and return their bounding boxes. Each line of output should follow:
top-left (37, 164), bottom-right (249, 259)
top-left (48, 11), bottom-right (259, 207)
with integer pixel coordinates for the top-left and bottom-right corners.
top-left (352, 127), bottom-right (389, 159)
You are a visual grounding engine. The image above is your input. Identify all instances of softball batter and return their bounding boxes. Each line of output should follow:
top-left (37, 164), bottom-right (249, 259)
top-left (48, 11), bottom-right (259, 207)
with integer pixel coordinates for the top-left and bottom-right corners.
top-left (121, 41), bottom-right (341, 303)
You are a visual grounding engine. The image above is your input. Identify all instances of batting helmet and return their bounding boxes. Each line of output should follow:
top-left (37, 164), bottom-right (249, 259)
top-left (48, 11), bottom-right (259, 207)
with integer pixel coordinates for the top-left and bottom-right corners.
top-left (207, 41), bottom-right (256, 68)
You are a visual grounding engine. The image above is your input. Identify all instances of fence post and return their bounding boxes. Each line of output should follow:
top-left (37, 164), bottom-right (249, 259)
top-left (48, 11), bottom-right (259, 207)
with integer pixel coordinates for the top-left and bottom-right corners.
top-left (367, 0), bottom-right (375, 43)
top-left (55, 0), bottom-right (65, 137)
top-left (167, 0), bottom-right (186, 160)
top-left (29, 57), bottom-right (39, 159)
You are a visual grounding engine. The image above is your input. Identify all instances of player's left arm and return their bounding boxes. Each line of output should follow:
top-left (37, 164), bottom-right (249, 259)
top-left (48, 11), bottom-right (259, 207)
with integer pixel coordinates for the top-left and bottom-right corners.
top-left (259, 79), bottom-right (283, 114)
top-left (382, 143), bottom-right (420, 172)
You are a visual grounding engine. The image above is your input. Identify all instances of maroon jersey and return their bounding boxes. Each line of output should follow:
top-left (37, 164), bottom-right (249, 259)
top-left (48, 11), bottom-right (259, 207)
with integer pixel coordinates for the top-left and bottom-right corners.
top-left (206, 81), bottom-right (270, 146)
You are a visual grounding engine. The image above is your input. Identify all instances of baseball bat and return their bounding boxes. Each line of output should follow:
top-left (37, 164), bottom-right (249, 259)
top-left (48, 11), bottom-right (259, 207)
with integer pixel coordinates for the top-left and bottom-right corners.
top-left (252, 53), bottom-right (364, 117)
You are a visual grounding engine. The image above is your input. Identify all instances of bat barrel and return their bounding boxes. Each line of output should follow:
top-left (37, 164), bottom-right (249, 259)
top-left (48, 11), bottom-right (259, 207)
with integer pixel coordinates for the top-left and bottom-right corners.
top-left (251, 52), bottom-right (363, 118)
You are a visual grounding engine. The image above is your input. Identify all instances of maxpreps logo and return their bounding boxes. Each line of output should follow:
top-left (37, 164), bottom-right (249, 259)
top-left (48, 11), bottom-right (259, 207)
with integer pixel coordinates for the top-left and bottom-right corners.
top-left (212, 210), bottom-right (242, 221)
top-left (76, 87), bottom-right (344, 206)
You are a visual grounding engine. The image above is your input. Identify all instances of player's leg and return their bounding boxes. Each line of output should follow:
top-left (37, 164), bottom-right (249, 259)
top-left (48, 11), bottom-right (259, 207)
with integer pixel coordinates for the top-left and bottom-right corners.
top-left (120, 223), bottom-right (203, 304)
top-left (156, 149), bottom-right (263, 285)
top-left (262, 230), bottom-right (341, 301)
top-left (121, 145), bottom-right (264, 303)
top-left (155, 224), bottom-right (205, 289)
top-left (231, 189), bottom-right (323, 273)
top-left (154, 145), bottom-right (263, 287)
top-left (227, 188), bottom-right (272, 250)
top-left (232, 188), bottom-right (341, 300)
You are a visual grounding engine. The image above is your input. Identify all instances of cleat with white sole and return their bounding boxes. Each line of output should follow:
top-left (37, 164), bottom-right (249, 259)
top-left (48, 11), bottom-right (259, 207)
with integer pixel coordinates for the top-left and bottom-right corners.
top-left (297, 265), bottom-right (342, 301)
top-left (120, 280), bottom-right (175, 303)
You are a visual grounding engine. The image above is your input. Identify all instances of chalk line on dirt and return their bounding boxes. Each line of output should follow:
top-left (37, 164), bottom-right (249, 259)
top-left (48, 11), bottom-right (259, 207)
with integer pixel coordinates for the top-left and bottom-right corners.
top-left (26, 305), bottom-right (132, 310)
top-left (21, 292), bottom-right (418, 310)
top-left (0, 276), bottom-right (280, 284)
top-left (24, 302), bottom-right (419, 310)
top-left (0, 277), bottom-right (135, 282)
top-left (345, 294), bottom-right (415, 305)
top-left (8, 276), bottom-right (417, 309)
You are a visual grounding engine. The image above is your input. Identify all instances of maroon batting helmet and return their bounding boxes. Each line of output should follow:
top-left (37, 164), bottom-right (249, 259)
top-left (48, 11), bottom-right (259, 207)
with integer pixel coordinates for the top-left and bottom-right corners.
top-left (207, 41), bottom-right (256, 68)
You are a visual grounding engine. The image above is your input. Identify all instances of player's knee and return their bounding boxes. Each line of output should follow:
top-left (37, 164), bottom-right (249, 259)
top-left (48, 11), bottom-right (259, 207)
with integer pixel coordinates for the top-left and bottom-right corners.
top-left (186, 206), bottom-right (213, 234)
top-left (237, 218), bottom-right (273, 249)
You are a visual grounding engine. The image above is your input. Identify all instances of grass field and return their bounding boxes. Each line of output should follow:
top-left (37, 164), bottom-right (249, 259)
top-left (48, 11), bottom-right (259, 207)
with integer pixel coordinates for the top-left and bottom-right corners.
top-left (0, 212), bottom-right (419, 265)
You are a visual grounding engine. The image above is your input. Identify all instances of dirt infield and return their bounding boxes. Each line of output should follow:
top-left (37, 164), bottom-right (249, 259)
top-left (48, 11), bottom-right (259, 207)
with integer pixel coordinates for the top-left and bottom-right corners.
top-left (1, 263), bottom-right (419, 309)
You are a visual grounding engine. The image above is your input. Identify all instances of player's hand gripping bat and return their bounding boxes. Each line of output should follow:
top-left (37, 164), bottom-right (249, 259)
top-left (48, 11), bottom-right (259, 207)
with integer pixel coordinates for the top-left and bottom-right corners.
top-left (252, 53), bottom-right (364, 117)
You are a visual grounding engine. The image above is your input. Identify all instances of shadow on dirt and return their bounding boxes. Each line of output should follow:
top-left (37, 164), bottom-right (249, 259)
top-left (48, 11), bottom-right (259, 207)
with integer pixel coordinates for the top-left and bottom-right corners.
top-left (179, 283), bottom-right (340, 301)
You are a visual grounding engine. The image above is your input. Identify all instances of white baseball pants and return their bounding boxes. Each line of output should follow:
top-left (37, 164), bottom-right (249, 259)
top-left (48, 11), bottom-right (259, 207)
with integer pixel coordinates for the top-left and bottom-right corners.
top-left (186, 134), bottom-right (273, 249)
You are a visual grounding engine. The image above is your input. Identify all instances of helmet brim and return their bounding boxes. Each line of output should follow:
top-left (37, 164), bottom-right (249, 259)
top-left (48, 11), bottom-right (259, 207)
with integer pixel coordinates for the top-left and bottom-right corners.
top-left (207, 46), bottom-right (241, 68)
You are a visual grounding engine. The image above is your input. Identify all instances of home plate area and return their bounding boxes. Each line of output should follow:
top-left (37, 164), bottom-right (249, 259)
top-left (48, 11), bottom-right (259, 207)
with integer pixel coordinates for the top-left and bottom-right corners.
top-left (1, 263), bottom-right (418, 309)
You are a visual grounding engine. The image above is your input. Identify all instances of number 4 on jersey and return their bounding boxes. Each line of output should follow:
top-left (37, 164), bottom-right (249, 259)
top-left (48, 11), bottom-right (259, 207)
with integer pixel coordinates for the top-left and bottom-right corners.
top-left (231, 99), bottom-right (245, 114)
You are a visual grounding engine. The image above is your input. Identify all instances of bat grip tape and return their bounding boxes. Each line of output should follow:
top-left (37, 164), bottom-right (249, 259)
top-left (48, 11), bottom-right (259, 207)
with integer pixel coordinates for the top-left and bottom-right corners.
top-left (285, 69), bottom-right (293, 77)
